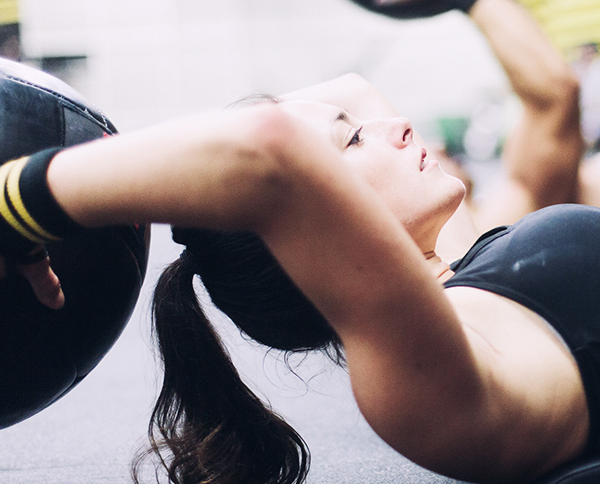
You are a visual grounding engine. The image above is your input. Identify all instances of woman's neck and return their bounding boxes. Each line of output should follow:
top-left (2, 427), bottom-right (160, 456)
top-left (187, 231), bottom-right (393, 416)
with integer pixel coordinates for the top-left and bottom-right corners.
top-left (423, 250), bottom-right (454, 283)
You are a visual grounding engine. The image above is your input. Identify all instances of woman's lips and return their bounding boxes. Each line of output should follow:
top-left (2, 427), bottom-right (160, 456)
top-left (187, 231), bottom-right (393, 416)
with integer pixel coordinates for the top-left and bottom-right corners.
top-left (420, 148), bottom-right (440, 172)
top-left (421, 158), bottom-right (439, 172)
top-left (420, 148), bottom-right (428, 171)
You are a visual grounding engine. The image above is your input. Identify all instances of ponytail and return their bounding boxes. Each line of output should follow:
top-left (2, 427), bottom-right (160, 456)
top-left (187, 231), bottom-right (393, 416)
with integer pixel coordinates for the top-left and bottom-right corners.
top-left (132, 257), bottom-right (310, 484)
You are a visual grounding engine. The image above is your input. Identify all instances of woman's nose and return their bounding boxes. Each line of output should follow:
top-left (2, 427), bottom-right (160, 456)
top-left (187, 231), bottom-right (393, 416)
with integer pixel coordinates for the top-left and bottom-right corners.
top-left (368, 117), bottom-right (413, 148)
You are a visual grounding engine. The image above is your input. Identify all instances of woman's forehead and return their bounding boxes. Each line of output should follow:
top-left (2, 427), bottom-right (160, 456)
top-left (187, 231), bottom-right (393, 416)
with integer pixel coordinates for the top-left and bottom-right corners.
top-left (281, 99), bottom-right (339, 118)
top-left (280, 100), bottom-right (351, 141)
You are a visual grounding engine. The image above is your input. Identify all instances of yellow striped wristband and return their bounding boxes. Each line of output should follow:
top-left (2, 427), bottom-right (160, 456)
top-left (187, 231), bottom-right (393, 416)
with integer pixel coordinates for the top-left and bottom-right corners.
top-left (0, 148), bottom-right (81, 258)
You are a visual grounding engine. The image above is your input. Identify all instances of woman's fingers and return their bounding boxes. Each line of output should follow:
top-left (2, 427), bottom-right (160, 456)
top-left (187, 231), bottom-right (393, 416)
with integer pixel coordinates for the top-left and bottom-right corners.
top-left (17, 249), bottom-right (65, 310)
top-left (0, 247), bottom-right (65, 309)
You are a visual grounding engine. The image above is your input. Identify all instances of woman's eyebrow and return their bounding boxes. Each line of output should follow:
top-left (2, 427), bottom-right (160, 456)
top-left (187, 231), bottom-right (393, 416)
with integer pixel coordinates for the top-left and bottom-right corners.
top-left (330, 111), bottom-right (350, 145)
top-left (335, 111), bottom-right (349, 123)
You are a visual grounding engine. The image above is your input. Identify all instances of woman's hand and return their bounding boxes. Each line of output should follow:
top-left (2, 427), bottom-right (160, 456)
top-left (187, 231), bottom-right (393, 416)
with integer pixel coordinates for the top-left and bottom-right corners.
top-left (0, 247), bottom-right (65, 309)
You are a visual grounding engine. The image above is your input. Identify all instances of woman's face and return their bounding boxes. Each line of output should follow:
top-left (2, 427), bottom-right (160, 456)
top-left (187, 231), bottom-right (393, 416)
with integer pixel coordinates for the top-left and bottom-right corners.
top-left (280, 100), bottom-right (466, 248)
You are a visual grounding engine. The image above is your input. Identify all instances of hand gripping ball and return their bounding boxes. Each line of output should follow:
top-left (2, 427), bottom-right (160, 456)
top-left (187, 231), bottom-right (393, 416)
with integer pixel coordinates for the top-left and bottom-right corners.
top-left (0, 58), bottom-right (149, 428)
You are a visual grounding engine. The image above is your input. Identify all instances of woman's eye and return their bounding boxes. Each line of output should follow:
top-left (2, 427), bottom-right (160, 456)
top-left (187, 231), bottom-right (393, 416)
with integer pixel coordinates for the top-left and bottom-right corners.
top-left (347, 127), bottom-right (363, 148)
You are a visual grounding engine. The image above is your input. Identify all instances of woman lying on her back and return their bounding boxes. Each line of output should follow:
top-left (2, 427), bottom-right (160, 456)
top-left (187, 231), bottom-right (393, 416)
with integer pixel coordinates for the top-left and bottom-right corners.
top-left (3, 0), bottom-right (600, 483)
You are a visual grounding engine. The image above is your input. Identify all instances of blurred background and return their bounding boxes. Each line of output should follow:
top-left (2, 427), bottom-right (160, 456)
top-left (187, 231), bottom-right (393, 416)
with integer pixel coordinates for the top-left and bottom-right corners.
top-left (3, 0), bottom-right (510, 142)
top-left (3, 0), bottom-right (600, 154)
top-left (4, 0), bottom-right (599, 161)
top-left (1, 1), bottom-right (600, 483)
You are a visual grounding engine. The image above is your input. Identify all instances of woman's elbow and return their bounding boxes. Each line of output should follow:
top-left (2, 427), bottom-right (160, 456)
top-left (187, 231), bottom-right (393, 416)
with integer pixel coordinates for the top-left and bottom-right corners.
top-left (246, 104), bottom-right (300, 159)
top-left (537, 67), bottom-right (581, 112)
top-left (225, 106), bottom-right (306, 224)
top-left (553, 69), bottom-right (580, 111)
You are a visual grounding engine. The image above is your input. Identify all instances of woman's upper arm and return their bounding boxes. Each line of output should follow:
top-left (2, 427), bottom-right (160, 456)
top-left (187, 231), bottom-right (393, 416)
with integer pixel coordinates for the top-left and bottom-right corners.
top-left (251, 112), bottom-right (490, 460)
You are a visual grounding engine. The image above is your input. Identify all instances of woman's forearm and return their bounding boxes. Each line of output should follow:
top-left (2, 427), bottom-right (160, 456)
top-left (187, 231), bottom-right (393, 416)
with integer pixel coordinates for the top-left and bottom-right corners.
top-left (47, 105), bottom-right (291, 231)
top-left (470, 0), bottom-right (579, 110)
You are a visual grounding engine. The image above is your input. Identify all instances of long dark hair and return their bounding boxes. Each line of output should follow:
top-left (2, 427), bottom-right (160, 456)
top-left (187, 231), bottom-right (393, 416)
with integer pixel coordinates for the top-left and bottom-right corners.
top-left (132, 228), bottom-right (343, 484)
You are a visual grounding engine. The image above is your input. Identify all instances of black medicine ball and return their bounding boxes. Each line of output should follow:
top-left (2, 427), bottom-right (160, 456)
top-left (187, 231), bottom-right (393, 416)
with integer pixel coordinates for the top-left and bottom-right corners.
top-left (0, 57), bottom-right (149, 428)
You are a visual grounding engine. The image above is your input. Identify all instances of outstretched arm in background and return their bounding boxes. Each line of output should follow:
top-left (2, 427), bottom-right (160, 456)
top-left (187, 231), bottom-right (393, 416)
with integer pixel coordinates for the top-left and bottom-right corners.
top-left (469, 0), bottom-right (583, 231)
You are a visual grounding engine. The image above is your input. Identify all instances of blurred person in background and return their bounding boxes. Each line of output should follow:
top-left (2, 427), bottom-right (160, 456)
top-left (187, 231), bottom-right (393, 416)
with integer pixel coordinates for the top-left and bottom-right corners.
top-left (572, 42), bottom-right (600, 152)
top-left (519, 0), bottom-right (600, 151)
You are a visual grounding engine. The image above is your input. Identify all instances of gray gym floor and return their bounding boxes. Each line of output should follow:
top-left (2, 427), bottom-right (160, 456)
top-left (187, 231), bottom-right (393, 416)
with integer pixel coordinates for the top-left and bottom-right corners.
top-left (0, 224), bottom-right (469, 484)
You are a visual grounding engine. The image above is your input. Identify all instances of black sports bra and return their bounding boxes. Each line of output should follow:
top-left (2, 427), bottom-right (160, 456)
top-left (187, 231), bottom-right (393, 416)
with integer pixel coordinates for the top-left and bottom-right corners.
top-left (444, 204), bottom-right (600, 454)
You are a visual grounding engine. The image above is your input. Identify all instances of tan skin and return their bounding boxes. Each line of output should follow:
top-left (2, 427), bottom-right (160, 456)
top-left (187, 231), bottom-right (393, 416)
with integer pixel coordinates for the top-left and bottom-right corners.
top-left (40, 95), bottom-right (587, 484)
top-left (1, 0), bottom-right (598, 481)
